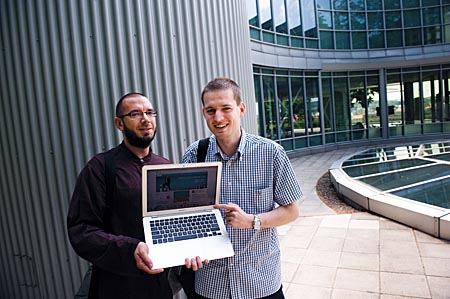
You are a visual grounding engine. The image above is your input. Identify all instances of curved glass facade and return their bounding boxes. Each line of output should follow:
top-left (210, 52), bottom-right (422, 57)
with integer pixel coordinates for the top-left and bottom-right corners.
top-left (250, 0), bottom-right (450, 151)
top-left (249, 0), bottom-right (450, 50)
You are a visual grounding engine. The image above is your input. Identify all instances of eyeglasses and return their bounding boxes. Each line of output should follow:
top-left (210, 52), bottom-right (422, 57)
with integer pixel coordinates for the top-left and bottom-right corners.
top-left (118, 110), bottom-right (158, 120)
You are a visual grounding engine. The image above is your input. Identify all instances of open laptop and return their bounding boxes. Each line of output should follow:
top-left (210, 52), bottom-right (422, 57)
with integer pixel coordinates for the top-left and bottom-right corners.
top-left (142, 162), bottom-right (235, 269)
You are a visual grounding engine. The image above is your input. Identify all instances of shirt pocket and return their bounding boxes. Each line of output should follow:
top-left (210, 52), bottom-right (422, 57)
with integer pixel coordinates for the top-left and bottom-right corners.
top-left (240, 186), bottom-right (273, 215)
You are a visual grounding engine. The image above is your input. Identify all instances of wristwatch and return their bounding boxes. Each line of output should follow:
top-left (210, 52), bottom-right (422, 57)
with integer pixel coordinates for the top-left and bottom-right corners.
top-left (252, 214), bottom-right (261, 230)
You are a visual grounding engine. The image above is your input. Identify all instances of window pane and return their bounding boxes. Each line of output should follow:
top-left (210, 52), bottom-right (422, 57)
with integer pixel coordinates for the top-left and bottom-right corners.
top-left (317, 0), bottom-right (331, 9)
top-left (368, 31), bottom-right (385, 48)
top-left (262, 76), bottom-right (277, 139)
top-left (367, 75), bottom-right (381, 135)
top-left (402, 0), bottom-right (420, 9)
top-left (423, 7), bottom-right (441, 26)
top-left (302, 0), bottom-right (317, 37)
top-left (446, 25), bottom-right (450, 43)
top-left (445, 6), bottom-right (450, 23)
top-left (336, 31), bottom-right (350, 49)
top-left (368, 12), bottom-right (384, 30)
top-left (405, 28), bottom-right (422, 46)
top-left (320, 30), bottom-right (334, 48)
top-left (254, 75), bottom-right (263, 135)
top-left (352, 31), bottom-right (367, 49)
top-left (402, 72), bottom-right (421, 127)
top-left (351, 12), bottom-right (366, 30)
top-left (384, 0), bottom-right (400, 10)
top-left (403, 9), bottom-right (421, 27)
top-left (322, 77), bottom-right (333, 133)
top-left (260, 0), bottom-right (273, 30)
top-left (305, 77), bottom-right (321, 134)
top-left (385, 11), bottom-right (402, 29)
top-left (350, 0), bottom-right (365, 11)
top-left (333, 0), bottom-right (348, 10)
top-left (333, 77), bottom-right (350, 131)
top-left (291, 77), bottom-right (305, 137)
top-left (387, 73), bottom-right (403, 136)
top-left (318, 11), bottom-right (332, 29)
top-left (350, 76), bottom-right (367, 140)
top-left (422, 0), bottom-right (440, 7)
top-left (248, 0), bottom-right (259, 27)
top-left (386, 30), bottom-right (403, 47)
top-left (287, 0), bottom-right (302, 36)
top-left (424, 26), bottom-right (442, 44)
top-left (334, 12), bottom-right (349, 30)
top-left (277, 77), bottom-right (291, 138)
top-left (273, 0), bottom-right (288, 33)
top-left (366, 0), bottom-right (382, 11)
top-left (422, 71), bottom-right (442, 124)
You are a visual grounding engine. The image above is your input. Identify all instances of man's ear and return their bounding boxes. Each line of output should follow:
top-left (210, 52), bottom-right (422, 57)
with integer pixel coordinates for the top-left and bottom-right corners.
top-left (114, 117), bottom-right (124, 131)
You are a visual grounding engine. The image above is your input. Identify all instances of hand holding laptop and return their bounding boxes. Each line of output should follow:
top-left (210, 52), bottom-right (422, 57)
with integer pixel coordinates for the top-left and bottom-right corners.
top-left (135, 241), bottom-right (209, 273)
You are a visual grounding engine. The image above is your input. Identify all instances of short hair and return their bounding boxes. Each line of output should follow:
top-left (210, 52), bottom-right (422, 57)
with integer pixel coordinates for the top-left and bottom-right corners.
top-left (115, 92), bottom-right (147, 116)
top-left (201, 77), bottom-right (242, 105)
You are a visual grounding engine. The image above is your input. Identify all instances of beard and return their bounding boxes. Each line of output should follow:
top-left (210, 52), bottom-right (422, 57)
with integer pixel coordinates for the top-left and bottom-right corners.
top-left (123, 123), bottom-right (156, 149)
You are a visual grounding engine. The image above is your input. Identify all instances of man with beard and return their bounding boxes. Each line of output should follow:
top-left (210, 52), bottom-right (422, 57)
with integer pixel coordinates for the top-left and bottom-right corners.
top-left (67, 93), bottom-right (196, 298)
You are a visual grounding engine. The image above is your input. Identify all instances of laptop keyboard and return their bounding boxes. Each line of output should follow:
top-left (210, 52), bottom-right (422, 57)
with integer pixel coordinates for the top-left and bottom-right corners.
top-left (149, 213), bottom-right (222, 244)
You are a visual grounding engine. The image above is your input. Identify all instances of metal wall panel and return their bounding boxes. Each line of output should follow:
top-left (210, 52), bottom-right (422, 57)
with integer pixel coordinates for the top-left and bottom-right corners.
top-left (0, 1), bottom-right (255, 297)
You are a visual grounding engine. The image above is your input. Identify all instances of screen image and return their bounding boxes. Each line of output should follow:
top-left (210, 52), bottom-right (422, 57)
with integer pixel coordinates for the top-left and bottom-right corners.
top-left (146, 167), bottom-right (218, 212)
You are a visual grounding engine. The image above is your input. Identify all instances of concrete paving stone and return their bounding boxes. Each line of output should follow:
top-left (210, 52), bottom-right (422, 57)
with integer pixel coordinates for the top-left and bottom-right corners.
top-left (334, 268), bottom-right (379, 293)
top-left (315, 227), bottom-right (348, 239)
top-left (346, 228), bottom-right (380, 241)
top-left (343, 238), bottom-right (379, 254)
top-left (292, 216), bottom-right (323, 227)
top-left (381, 295), bottom-right (426, 299)
top-left (339, 252), bottom-right (379, 271)
top-left (417, 243), bottom-right (450, 259)
top-left (309, 236), bottom-right (345, 252)
top-left (379, 219), bottom-right (412, 230)
top-left (350, 212), bottom-right (380, 220)
top-left (284, 283), bottom-right (332, 299)
top-left (292, 264), bottom-right (337, 287)
top-left (331, 289), bottom-right (379, 299)
top-left (349, 219), bottom-right (380, 230)
top-left (380, 254), bottom-right (424, 274)
top-left (280, 231), bottom-right (314, 249)
top-left (320, 214), bottom-right (352, 228)
top-left (380, 229), bottom-right (416, 242)
top-left (380, 272), bottom-right (431, 298)
top-left (414, 230), bottom-right (448, 244)
top-left (380, 240), bottom-right (420, 257)
top-left (301, 249), bottom-right (342, 268)
top-left (281, 261), bottom-right (300, 283)
top-left (280, 247), bottom-right (307, 264)
top-left (427, 276), bottom-right (450, 299)
top-left (421, 257), bottom-right (450, 277)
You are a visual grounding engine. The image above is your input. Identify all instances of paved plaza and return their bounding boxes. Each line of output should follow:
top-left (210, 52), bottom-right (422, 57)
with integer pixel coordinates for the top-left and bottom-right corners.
top-left (280, 146), bottom-right (450, 299)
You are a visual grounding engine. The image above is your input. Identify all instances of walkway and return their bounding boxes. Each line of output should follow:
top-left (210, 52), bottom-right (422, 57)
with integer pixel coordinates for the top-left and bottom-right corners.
top-left (281, 146), bottom-right (450, 298)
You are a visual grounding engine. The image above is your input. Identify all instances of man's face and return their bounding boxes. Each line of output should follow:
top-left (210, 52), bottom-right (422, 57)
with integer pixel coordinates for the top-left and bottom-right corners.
top-left (117, 95), bottom-right (157, 149)
top-left (202, 88), bottom-right (245, 141)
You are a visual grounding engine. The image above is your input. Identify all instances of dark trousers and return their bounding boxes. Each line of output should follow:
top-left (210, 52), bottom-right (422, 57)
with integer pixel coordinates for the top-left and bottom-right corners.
top-left (195, 285), bottom-right (284, 299)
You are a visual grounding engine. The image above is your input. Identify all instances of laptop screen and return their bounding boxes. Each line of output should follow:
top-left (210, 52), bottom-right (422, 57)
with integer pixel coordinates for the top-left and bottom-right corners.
top-left (142, 162), bottom-right (222, 215)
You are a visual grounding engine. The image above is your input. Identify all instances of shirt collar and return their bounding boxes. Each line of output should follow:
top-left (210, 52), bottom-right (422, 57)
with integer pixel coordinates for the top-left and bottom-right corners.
top-left (210, 128), bottom-right (247, 160)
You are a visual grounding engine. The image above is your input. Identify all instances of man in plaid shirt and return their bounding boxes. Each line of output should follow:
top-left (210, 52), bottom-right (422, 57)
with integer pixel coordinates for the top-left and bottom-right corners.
top-left (182, 77), bottom-right (303, 299)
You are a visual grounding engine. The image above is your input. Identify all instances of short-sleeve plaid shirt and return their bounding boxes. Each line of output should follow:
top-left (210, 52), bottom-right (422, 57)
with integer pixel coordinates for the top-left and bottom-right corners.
top-left (182, 130), bottom-right (303, 299)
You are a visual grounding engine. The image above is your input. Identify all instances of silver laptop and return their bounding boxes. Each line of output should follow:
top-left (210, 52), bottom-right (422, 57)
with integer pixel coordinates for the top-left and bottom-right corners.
top-left (142, 162), bottom-right (235, 269)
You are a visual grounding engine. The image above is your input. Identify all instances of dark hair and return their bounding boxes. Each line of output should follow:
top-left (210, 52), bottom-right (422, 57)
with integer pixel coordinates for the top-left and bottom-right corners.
top-left (115, 92), bottom-right (147, 116)
top-left (201, 77), bottom-right (242, 105)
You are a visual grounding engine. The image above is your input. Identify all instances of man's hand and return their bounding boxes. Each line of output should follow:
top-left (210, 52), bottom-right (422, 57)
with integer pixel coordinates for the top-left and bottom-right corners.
top-left (214, 203), bottom-right (253, 229)
top-left (185, 256), bottom-right (209, 271)
top-left (134, 242), bottom-right (164, 274)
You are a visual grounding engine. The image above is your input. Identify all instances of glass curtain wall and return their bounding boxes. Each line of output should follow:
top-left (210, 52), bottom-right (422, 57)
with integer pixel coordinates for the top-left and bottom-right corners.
top-left (254, 68), bottom-right (384, 150)
top-left (386, 65), bottom-right (450, 138)
top-left (249, 0), bottom-right (450, 49)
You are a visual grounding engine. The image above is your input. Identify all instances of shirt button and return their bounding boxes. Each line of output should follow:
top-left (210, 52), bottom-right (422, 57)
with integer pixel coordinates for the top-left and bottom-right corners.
top-left (228, 181), bottom-right (232, 186)
top-left (227, 161), bottom-right (232, 167)
top-left (230, 263), bottom-right (234, 267)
